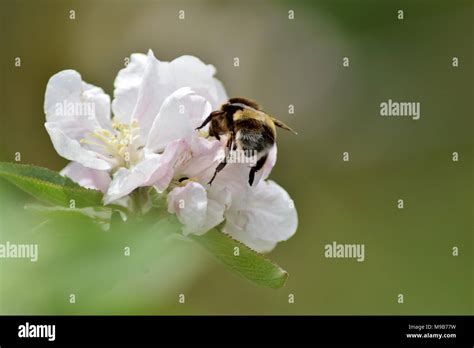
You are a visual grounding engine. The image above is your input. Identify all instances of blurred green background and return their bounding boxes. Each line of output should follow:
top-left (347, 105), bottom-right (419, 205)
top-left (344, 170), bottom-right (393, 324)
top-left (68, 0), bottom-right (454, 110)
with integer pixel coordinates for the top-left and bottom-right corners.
top-left (0, 0), bottom-right (472, 314)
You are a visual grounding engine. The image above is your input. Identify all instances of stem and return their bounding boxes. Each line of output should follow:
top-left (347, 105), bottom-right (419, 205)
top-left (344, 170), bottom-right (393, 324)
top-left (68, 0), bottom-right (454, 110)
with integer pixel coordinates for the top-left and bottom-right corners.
top-left (130, 187), bottom-right (152, 216)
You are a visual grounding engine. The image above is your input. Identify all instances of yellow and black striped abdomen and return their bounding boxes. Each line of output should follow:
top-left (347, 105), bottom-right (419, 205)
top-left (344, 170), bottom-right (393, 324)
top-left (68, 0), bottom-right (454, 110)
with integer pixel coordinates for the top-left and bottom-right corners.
top-left (232, 109), bottom-right (277, 139)
top-left (233, 110), bottom-right (276, 153)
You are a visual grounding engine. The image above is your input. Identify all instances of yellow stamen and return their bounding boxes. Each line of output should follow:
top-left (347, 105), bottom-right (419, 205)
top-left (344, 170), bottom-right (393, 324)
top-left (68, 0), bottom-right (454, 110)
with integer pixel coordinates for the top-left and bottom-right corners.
top-left (79, 118), bottom-right (142, 169)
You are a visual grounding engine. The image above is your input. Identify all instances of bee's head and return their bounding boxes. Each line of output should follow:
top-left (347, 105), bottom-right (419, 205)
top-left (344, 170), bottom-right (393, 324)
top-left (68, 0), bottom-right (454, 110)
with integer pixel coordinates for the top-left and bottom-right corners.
top-left (207, 109), bottom-right (232, 137)
top-left (206, 97), bottom-right (262, 137)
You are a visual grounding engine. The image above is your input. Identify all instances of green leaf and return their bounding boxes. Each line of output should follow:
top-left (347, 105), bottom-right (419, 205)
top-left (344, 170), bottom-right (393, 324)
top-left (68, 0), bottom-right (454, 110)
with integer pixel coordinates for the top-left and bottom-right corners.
top-left (0, 162), bottom-right (103, 207)
top-left (150, 215), bottom-right (289, 288)
top-left (1, 162), bottom-right (289, 289)
top-left (189, 228), bottom-right (289, 289)
top-left (25, 203), bottom-right (112, 223)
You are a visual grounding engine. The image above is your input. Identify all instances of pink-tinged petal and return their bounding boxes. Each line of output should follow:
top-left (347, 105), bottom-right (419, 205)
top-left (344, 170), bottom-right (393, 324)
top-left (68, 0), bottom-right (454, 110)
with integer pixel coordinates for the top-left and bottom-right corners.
top-left (167, 182), bottom-right (207, 234)
top-left (166, 55), bottom-right (228, 109)
top-left (104, 139), bottom-right (193, 204)
top-left (148, 139), bottom-right (189, 192)
top-left (148, 137), bottom-right (223, 193)
top-left (112, 53), bottom-right (148, 124)
top-left (190, 136), bottom-right (223, 157)
top-left (130, 50), bottom-right (164, 137)
top-left (82, 82), bottom-right (112, 131)
top-left (167, 182), bottom-right (225, 236)
top-left (112, 51), bottom-right (227, 134)
top-left (209, 162), bottom-right (251, 201)
top-left (254, 144), bottom-right (277, 185)
top-left (44, 70), bottom-right (114, 170)
top-left (44, 70), bottom-right (111, 127)
top-left (146, 87), bottom-right (212, 153)
top-left (203, 198), bottom-right (227, 234)
top-left (207, 184), bottom-right (232, 211)
top-left (60, 162), bottom-right (111, 192)
top-left (222, 180), bottom-right (297, 253)
top-left (103, 151), bottom-right (163, 204)
top-left (45, 123), bottom-right (112, 170)
top-left (44, 70), bottom-right (82, 121)
top-left (178, 137), bottom-right (225, 181)
top-left (200, 143), bottom-right (277, 194)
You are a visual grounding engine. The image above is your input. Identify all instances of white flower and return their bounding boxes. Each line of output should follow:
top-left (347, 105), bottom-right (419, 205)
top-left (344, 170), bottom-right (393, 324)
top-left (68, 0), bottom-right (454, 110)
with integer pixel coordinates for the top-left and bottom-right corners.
top-left (44, 50), bottom-right (226, 204)
top-left (221, 179), bottom-right (297, 253)
top-left (165, 136), bottom-right (230, 236)
top-left (164, 137), bottom-right (297, 252)
top-left (201, 146), bottom-right (297, 253)
top-left (60, 161), bottom-right (111, 192)
top-left (45, 49), bottom-right (298, 252)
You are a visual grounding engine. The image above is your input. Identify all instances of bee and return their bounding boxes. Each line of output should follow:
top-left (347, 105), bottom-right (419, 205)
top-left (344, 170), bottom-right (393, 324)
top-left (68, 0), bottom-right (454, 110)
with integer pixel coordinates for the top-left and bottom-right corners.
top-left (196, 97), bottom-right (297, 186)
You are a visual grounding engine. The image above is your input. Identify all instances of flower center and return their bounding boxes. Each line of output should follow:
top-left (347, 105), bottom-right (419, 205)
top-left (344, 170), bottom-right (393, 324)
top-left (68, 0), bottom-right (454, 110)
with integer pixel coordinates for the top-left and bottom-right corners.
top-left (80, 118), bottom-right (143, 170)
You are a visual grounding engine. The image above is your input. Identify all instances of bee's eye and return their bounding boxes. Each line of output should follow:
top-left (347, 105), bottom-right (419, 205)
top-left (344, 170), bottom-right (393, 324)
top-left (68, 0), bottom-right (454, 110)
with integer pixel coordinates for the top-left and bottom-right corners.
top-left (178, 177), bottom-right (189, 183)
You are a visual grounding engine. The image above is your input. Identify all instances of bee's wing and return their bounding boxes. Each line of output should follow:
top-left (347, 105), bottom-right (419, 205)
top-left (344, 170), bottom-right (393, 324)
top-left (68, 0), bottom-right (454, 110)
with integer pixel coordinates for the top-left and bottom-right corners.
top-left (272, 117), bottom-right (298, 135)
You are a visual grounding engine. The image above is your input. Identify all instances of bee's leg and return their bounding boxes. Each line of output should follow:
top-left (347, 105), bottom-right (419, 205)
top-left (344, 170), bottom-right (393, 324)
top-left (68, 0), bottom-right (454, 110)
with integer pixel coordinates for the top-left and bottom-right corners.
top-left (196, 114), bottom-right (213, 130)
top-left (196, 111), bottom-right (224, 130)
top-left (248, 155), bottom-right (267, 186)
top-left (208, 131), bottom-right (234, 185)
top-left (272, 117), bottom-right (298, 134)
top-left (208, 159), bottom-right (227, 185)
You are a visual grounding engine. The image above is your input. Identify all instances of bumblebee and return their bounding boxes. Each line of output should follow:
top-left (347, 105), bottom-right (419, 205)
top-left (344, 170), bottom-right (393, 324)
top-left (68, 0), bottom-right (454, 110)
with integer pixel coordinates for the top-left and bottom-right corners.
top-left (197, 97), bottom-right (297, 186)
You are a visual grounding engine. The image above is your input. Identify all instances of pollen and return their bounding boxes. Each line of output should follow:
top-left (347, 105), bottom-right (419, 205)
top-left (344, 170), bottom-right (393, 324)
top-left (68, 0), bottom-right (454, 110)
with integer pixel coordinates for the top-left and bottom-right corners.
top-left (80, 118), bottom-right (143, 169)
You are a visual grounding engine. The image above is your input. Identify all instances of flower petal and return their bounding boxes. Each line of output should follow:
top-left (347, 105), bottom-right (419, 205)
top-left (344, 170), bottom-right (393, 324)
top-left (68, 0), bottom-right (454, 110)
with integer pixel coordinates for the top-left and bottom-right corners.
top-left (147, 137), bottom-right (224, 196)
top-left (178, 136), bottom-right (225, 181)
top-left (168, 182), bottom-right (225, 236)
top-left (222, 180), bottom-right (297, 253)
top-left (255, 144), bottom-right (277, 185)
top-left (146, 87), bottom-right (212, 153)
top-left (44, 70), bottom-right (113, 170)
top-left (45, 122), bottom-right (112, 170)
top-left (112, 53), bottom-right (148, 124)
top-left (60, 161), bottom-right (111, 192)
top-left (44, 70), bottom-right (82, 122)
top-left (209, 161), bottom-right (251, 201)
top-left (44, 70), bottom-right (111, 127)
top-left (129, 50), bottom-right (164, 137)
top-left (103, 150), bottom-right (163, 204)
top-left (165, 55), bottom-right (228, 109)
top-left (168, 55), bottom-right (228, 110)
top-left (199, 142), bottom-right (278, 193)
top-left (149, 139), bottom-right (189, 192)
top-left (82, 82), bottom-right (112, 130)
top-left (112, 51), bottom-right (228, 134)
